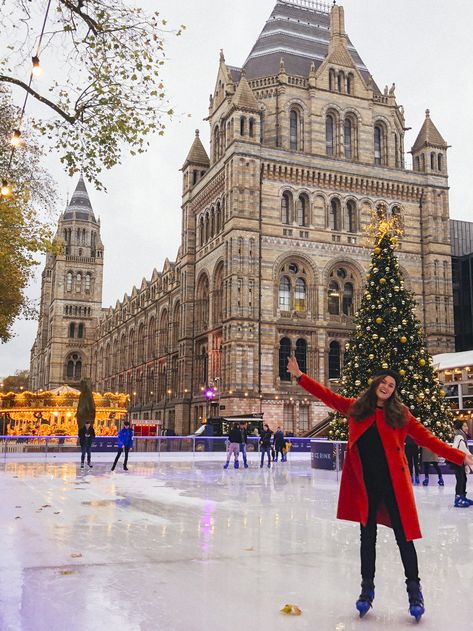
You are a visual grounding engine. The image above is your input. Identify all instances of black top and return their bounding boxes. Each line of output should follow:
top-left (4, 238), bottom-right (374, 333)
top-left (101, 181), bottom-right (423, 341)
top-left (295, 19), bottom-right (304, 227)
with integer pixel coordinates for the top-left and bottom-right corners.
top-left (356, 416), bottom-right (390, 491)
top-left (260, 430), bottom-right (273, 448)
top-left (228, 427), bottom-right (242, 443)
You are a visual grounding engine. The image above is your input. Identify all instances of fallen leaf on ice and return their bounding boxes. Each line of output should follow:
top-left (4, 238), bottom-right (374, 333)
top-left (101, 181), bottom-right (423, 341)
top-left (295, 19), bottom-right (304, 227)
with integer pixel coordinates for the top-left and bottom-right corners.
top-left (60, 570), bottom-right (77, 575)
top-left (71, 553), bottom-right (82, 558)
top-left (244, 547), bottom-right (254, 551)
top-left (280, 604), bottom-right (302, 616)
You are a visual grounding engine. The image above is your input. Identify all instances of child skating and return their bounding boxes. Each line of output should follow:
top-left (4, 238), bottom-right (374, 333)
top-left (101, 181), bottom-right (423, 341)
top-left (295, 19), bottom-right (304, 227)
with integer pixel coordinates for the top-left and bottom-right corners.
top-left (452, 420), bottom-right (473, 507)
top-left (287, 355), bottom-right (473, 622)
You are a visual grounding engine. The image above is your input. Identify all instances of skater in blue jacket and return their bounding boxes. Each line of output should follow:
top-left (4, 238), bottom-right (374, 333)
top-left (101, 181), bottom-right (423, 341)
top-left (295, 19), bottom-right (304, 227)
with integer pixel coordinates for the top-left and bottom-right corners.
top-left (111, 420), bottom-right (134, 471)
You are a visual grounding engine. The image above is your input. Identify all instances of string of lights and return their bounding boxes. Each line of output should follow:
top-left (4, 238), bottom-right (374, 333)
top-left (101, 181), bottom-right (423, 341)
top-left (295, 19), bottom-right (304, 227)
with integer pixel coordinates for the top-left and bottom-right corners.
top-left (1, 0), bottom-right (52, 197)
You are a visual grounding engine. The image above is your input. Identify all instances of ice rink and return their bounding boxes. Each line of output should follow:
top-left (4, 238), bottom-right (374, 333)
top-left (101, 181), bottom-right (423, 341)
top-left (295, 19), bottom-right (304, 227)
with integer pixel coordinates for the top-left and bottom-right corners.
top-left (0, 453), bottom-right (472, 631)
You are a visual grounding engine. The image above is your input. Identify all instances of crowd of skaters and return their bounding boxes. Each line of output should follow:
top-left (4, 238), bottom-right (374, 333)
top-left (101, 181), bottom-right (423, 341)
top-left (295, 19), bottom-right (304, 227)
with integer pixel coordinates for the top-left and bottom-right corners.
top-left (223, 422), bottom-right (289, 469)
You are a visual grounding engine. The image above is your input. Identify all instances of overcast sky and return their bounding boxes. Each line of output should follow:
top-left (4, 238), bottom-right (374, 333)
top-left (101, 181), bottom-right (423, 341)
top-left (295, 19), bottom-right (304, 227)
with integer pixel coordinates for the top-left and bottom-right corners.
top-left (2, 0), bottom-right (473, 378)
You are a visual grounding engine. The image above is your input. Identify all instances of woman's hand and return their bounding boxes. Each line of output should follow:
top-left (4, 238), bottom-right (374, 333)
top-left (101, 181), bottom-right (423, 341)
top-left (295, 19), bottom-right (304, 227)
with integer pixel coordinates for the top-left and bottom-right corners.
top-left (287, 355), bottom-right (302, 379)
top-left (464, 452), bottom-right (473, 468)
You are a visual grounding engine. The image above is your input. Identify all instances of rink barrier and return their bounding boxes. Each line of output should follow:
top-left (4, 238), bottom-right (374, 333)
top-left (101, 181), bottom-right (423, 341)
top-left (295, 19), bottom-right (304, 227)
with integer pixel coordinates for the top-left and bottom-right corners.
top-left (0, 437), bottom-right (471, 478)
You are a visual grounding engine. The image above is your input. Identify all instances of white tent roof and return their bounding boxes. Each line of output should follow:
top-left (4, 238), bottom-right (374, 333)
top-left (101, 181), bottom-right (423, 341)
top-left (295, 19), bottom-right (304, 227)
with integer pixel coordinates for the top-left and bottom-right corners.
top-left (432, 350), bottom-right (473, 371)
top-left (49, 385), bottom-right (81, 395)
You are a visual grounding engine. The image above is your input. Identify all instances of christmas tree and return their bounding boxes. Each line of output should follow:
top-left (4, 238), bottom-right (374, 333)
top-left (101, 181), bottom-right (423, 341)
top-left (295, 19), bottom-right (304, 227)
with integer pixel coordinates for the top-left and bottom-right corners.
top-left (328, 210), bottom-right (453, 442)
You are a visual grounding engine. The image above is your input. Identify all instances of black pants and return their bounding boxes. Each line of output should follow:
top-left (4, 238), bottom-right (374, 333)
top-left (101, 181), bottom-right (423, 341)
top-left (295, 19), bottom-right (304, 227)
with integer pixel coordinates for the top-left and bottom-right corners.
top-left (405, 446), bottom-right (420, 476)
top-left (423, 462), bottom-right (442, 477)
top-left (275, 446), bottom-right (285, 461)
top-left (113, 446), bottom-right (130, 469)
top-left (80, 445), bottom-right (91, 464)
top-left (360, 481), bottom-right (419, 583)
top-left (453, 465), bottom-right (467, 496)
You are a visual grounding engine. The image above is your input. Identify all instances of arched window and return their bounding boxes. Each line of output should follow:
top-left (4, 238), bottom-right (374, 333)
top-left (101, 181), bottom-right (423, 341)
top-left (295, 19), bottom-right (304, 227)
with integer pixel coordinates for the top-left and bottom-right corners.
top-left (78, 323), bottom-right (84, 339)
top-left (374, 124), bottom-right (384, 165)
top-left (346, 74), bottom-right (353, 95)
top-left (196, 275), bottom-right (209, 333)
top-left (75, 272), bottom-right (82, 293)
top-left (294, 278), bottom-right (306, 312)
top-left (240, 116), bottom-right (246, 136)
top-left (326, 114), bottom-right (334, 156)
top-left (68, 322), bottom-right (75, 338)
top-left (199, 216), bottom-right (204, 245)
top-left (148, 317), bottom-right (156, 358)
top-left (344, 117), bottom-right (352, 159)
top-left (342, 282), bottom-right (354, 315)
top-left (337, 72), bottom-right (342, 93)
top-left (213, 263), bottom-right (224, 325)
top-left (345, 200), bottom-right (356, 233)
top-left (421, 154), bottom-right (425, 171)
top-left (65, 353), bottom-right (82, 380)
top-left (328, 341), bottom-right (341, 379)
top-left (415, 156), bottom-right (420, 171)
top-left (213, 126), bottom-right (220, 161)
top-left (295, 338), bottom-right (307, 374)
top-left (281, 192), bottom-right (291, 224)
top-left (438, 153), bottom-right (443, 171)
top-left (328, 281), bottom-right (340, 315)
top-left (279, 337), bottom-right (291, 381)
top-left (216, 202), bottom-right (222, 233)
top-left (430, 152), bottom-right (436, 171)
top-left (329, 69), bottom-right (335, 91)
top-left (296, 194), bottom-right (308, 226)
top-left (290, 109), bottom-right (299, 151)
top-left (278, 276), bottom-right (291, 310)
top-left (329, 198), bottom-right (341, 231)
top-left (210, 207), bottom-right (215, 238)
top-left (85, 273), bottom-right (91, 293)
top-left (66, 272), bottom-right (73, 292)
top-left (249, 118), bottom-right (255, 138)
top-left (205, 212), bottom-right (210, 243)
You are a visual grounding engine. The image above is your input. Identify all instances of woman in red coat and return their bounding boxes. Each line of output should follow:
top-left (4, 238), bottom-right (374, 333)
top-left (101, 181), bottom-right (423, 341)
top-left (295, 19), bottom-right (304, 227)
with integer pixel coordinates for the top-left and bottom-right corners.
top-left (287, 356), bottom-right (473, 622)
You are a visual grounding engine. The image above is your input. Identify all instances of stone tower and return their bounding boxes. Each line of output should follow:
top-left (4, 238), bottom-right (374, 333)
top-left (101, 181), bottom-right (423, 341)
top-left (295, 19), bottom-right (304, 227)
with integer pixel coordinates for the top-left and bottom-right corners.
top-left (30, 175), bottom-right (104, 390)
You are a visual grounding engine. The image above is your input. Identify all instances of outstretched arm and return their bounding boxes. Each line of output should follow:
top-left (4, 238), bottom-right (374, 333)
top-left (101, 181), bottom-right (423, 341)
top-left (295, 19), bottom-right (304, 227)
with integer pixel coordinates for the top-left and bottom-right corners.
top-left (287, 356), bottom-right (354, 416)
top-left (406, 414), bottom-right (470, 467)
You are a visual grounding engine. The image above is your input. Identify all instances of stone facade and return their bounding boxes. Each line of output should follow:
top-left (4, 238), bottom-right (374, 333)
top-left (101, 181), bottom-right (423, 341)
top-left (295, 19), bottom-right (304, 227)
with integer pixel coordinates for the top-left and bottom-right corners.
top-left (31, 1), bottom-right (455, 435)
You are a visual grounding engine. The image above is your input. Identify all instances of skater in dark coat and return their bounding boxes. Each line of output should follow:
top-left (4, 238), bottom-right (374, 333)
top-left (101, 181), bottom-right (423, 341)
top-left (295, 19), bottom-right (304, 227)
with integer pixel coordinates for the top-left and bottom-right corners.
top-left (273, 427), bottom-right (287, 462)
top-left (260, 424), bottom-right (273, 468)
top-left (78, 421), bottom-right (95, 468)
top-left (287, 355), bottom-right (473, 622)
top-left (111, 421), bottom-right (133, 471)
top-left (452, 420), bottom-right (473, 507)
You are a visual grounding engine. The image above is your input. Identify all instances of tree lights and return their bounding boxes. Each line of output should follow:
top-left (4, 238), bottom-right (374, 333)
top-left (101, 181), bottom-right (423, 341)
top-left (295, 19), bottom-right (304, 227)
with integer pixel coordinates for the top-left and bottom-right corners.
top-left (329, 214), bottom-right (454, 442)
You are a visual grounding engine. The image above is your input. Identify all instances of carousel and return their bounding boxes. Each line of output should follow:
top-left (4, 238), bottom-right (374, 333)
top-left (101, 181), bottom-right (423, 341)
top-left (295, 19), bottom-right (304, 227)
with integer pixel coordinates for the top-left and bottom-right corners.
top-left (0, 386), bottom-right (128, 436)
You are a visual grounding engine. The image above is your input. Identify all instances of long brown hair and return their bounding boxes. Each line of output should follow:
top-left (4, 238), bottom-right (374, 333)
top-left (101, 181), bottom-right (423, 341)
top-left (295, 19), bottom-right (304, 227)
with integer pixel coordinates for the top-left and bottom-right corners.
top-left (348, 375), bottom-right (408, 428)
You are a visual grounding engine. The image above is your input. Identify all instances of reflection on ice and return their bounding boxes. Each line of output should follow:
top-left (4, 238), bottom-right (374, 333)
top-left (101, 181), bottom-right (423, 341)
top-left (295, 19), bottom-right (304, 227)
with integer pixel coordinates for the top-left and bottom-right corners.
top-left (0, 457), bottom-right (471, 631)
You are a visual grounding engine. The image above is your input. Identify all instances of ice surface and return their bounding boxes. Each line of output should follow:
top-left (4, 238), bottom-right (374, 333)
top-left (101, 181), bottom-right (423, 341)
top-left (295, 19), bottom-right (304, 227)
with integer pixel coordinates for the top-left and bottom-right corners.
top-left (0, 453), bottom-right (472, 631)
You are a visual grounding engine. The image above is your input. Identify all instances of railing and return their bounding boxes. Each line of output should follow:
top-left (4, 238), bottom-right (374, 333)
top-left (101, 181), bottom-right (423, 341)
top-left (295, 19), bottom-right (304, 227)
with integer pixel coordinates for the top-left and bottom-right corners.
top-left (1, 438), bottom-right (469, 480)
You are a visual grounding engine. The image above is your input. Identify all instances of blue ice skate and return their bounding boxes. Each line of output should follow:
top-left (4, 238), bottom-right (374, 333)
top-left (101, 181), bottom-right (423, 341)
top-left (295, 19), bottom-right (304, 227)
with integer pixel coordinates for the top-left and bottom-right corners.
top-left (406, 580), bottom-right (424, 623)
top-left (355, 581), bottom-right (374, 618)
top-left (234, 460), bottom-right (239, 469)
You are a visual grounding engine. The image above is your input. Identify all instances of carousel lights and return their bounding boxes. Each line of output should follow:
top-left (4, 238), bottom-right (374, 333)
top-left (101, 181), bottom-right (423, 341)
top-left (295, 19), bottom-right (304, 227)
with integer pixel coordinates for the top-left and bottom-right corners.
top-left (10, 129), bottom-right (22, 147)
top-left (31, 56), bottom-right (42, 76)
top-left (1, 180), bottom-right (12, 196)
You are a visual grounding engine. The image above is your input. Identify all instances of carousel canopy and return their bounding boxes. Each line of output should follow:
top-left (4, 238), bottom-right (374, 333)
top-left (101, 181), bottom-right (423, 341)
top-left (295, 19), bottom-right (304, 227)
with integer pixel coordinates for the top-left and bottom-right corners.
top-left (49, 385), bottom-right (81, 395)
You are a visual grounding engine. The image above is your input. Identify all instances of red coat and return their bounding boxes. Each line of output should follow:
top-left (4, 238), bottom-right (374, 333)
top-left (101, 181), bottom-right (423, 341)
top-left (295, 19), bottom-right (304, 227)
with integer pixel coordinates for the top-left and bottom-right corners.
top-left (299, 374), bottom-right (465, 541)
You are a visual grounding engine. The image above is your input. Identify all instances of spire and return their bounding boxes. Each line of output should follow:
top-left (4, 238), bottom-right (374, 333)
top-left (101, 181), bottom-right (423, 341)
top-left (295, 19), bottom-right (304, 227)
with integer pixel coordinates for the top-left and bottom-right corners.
top-left (182, 130), bottom-right (210, 169)
top-left (411, 109), bottom-right (448, 152)
top-left (326, 3), bottom-right (355, 67)
top-left (231, 72), bottom-right (260, 111)
top-left (63, 173), bottom-right (97, 222)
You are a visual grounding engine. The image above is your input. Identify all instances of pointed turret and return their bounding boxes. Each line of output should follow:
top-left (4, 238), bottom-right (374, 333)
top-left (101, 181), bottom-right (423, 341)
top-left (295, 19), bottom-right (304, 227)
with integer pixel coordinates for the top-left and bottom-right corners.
top-left (182, 130), bottom-right (210, 170)
top-left (231, 71), bottom-right (260, 112)
top-left (182, 130), bottom-right (210, 192)
top-left (63, 174), bottom-right (97, 223)
top-left (411, 110), bottom-right (448, 174)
